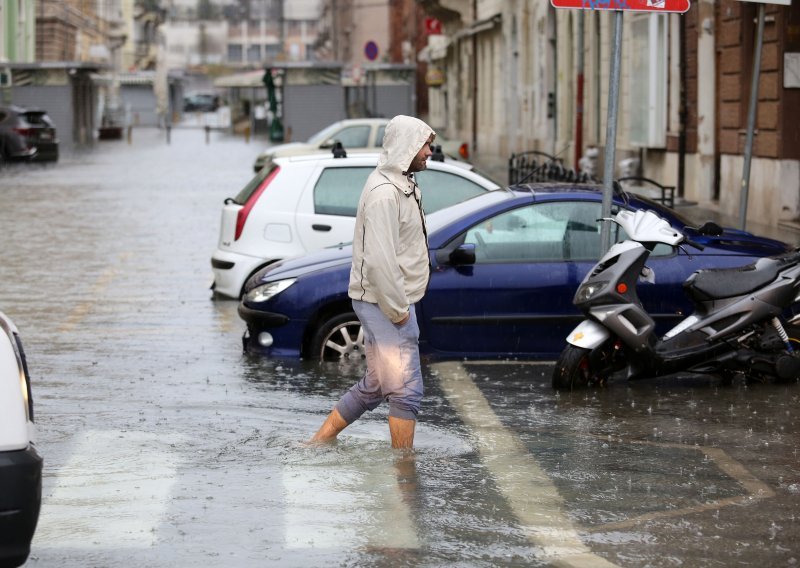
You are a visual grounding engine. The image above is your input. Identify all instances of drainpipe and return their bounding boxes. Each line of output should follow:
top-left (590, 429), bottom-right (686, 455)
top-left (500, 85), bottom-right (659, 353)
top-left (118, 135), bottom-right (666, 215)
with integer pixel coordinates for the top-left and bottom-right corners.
top-left (472, 0), bottom-right (478, 156)
top-left (678, 13), bottom-right (687, 198)
top-left (739, 3), bottom-right (766, 231)
top-left (575, 11), bottom-right (585, 170)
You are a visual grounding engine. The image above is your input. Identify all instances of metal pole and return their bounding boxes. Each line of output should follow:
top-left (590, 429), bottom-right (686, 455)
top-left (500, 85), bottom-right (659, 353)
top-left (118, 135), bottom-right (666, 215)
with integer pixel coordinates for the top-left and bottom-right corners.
top-left (678, 13), bottom-right (687, 198)
top-left (600, 10), bottom-right (624, 253)
top-left (575, 11), bottom-right (585, 171)
top-left (739, 3), bottom-right (765, 231)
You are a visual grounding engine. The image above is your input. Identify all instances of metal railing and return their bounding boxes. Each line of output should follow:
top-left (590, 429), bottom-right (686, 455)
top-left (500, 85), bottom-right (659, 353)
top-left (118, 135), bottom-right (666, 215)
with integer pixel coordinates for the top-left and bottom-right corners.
top-left (508, 151), bottom-right (597, 185)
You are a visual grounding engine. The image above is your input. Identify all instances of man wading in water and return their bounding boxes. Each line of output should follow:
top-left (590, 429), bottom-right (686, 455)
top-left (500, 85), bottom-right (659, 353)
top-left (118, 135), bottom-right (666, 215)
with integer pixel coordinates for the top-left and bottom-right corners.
top-left (310, 115), bottom-right (435, 449)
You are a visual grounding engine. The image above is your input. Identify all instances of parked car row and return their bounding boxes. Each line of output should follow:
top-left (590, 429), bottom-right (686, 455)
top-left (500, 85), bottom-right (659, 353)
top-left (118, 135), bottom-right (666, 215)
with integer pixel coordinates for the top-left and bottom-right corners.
top-left (211, 149), bottom-right (500, 299)
top-left (183, 93), bottom-right (220, 113)
top-left (252, 118), bottom-right (470, 174)
top-left (236, 185), bottom-right (790, 362)
top-left (0, 105), bottom-right (59, 166)
top-left (211, 120), bottom-right (793, 364)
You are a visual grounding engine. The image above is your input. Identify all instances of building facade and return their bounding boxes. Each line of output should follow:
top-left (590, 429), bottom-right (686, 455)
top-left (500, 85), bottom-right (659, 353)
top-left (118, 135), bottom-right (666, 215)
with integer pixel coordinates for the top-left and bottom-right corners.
top-left (0, 0), bottom-right (37, 63)
top-left (418, 0), bottom-right (800, 230)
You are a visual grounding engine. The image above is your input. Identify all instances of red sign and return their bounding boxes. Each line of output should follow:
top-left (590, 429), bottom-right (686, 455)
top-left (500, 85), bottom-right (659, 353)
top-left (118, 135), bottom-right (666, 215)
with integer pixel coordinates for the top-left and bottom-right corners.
top-left (425, 17), bottom-right (442, 35)
top-left (551, 0), bottom-right (691, 12)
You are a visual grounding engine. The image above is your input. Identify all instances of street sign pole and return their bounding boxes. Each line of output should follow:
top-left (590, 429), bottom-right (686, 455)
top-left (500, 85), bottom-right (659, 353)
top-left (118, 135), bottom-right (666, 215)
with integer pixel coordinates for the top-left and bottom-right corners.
top-left (552, 0), bottom-right (690, 252)
top-left (739, 2), bottom-right (766, 231)
top-left (600, 10), bottom-right (624, 253)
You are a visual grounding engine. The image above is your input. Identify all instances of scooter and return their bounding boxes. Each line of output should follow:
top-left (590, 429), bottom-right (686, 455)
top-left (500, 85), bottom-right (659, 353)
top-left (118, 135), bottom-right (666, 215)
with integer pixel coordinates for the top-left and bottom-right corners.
top-left (552, 209), bottom-right (800, 390)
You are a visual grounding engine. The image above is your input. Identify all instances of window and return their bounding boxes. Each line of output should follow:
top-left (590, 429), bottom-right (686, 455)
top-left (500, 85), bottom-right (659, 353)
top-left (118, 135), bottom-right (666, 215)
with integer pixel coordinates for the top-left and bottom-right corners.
top-left (464, 202), bottom-right (601, 263)
top-left (460, 201), bottom-right (673, 263)
top-left (247, 44), bottom-right (261, 62)
top-left (326, 126), bottom-right (370, 148)
top-left (264, 44), bottom-right (281, 61)
top-left (376, 126), bottom-right (386, 146)
top-left (415, 170), bottom-right (487, 214)
top-left (628, 13), bottom-right (668, 148)
top-left (313, 167), bottom-right (372, 216)
top-left (227, 44), bottom-right (243, 62)
top-left (313, 167), bottom-right (487, 217)
top-left (234, 164), bottom-right (278, 204)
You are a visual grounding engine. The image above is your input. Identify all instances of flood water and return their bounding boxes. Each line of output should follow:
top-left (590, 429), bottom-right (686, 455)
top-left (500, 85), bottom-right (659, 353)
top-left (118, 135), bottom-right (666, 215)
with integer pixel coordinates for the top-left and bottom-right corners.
top-left (0, 127), bottom-right (798, 567)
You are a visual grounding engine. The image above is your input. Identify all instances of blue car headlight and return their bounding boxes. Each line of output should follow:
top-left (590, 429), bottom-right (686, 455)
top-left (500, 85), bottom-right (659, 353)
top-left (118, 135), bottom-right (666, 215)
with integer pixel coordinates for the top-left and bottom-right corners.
top-left (245, 278), bottom-right (296, 303)
top-left (575, 280), bottom-right (608, 304)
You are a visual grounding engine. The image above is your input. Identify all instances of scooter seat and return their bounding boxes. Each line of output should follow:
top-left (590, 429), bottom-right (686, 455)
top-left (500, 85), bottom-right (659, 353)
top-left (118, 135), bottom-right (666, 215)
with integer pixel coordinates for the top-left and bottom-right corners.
top-left (684, 257), bottom-right (781, 301)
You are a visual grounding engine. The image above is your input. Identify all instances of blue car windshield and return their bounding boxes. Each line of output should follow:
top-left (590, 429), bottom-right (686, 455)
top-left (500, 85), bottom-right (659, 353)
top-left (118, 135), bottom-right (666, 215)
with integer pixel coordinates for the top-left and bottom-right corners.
top-left (426, 190), bottom-right (513, 233)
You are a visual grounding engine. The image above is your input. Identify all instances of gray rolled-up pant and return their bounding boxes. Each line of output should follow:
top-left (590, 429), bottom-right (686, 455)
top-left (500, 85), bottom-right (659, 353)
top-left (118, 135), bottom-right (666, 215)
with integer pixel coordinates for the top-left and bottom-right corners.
top-left (335, 300), bottom-right (424, 423)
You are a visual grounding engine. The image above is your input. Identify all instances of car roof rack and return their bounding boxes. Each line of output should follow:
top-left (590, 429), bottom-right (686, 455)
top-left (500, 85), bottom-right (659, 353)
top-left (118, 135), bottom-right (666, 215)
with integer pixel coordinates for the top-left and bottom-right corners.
top-left (332, 141), bottom-right (347, 158)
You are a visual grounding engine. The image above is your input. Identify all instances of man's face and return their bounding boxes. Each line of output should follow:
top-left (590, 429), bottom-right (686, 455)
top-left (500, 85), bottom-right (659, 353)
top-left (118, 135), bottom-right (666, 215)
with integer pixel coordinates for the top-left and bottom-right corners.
top-left (407, 135), bottom-right (434, 173)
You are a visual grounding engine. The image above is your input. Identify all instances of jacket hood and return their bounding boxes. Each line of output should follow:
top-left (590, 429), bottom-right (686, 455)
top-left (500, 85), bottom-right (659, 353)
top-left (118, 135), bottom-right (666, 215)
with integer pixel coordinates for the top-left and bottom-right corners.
top-left (376, 115), bottom-right (435, 191)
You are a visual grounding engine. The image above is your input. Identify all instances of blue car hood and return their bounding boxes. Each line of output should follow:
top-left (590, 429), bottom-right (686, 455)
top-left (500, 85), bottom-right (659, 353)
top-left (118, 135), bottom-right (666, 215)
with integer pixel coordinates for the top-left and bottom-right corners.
top-left (249, 245), bottom-right (353, 289)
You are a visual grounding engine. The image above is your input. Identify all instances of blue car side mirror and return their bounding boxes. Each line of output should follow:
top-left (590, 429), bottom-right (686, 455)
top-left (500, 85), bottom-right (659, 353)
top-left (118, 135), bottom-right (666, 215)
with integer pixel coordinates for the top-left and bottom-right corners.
top-left (449, 243), bottom-right (476, 265)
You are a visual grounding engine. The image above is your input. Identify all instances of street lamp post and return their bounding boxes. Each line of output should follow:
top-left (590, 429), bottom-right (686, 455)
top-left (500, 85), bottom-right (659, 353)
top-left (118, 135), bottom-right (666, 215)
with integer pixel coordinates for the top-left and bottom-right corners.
top-left (99, 21), bottom-right (127, 140)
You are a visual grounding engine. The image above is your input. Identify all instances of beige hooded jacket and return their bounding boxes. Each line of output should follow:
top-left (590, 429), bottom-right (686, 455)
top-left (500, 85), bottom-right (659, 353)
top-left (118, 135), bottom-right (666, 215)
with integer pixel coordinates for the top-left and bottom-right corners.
top-left (348, 115), bottom-right (435, 323)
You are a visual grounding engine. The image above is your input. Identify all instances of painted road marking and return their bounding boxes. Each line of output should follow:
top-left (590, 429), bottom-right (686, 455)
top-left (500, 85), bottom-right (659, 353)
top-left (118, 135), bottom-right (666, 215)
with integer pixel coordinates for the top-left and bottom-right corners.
top-left (434, 361), bottom-right (619, 568)
top-left (283, 453), bottom-right (419, 550)
top-left (58, 253), bottom-right (132, 334)
top-left (34, 429), bottom-right (182, 548)
top-left (586, 438), bottom-right (775, 532)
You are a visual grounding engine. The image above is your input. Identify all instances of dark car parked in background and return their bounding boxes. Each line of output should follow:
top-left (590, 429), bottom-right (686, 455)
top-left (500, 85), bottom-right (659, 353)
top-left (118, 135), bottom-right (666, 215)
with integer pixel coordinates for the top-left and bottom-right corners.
top-left (0, 106), bottom-right (59, 165)
top-left (183, 93), bottom-right (219, 113)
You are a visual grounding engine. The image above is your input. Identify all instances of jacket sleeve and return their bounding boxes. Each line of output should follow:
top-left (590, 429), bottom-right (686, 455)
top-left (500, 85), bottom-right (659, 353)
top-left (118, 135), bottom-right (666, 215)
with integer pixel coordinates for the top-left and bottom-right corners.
top-left (362, 195), bottom-right (408, 323)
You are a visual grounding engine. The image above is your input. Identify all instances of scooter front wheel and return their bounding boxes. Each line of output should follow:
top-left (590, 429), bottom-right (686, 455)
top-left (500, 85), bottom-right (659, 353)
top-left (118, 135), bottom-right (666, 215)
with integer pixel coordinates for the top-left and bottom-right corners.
top-left (552, 345), bottom-right (598, 391)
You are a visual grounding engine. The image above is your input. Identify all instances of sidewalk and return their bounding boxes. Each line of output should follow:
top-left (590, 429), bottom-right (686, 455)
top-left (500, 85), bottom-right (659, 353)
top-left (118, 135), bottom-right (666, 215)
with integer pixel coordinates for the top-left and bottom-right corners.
top-left (471, 151), bottom-right (800, 245)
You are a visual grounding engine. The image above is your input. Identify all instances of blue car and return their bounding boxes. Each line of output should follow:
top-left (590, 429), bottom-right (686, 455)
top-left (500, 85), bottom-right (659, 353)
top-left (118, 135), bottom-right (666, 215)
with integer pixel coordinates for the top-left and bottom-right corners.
top-left (238, 185), bottom-right (791, 361)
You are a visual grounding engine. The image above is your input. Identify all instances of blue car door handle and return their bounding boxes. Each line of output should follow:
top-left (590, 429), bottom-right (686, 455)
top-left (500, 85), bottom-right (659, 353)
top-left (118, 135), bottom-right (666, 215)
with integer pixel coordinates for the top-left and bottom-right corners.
top-left (312, 224), bottom-right (332, 232)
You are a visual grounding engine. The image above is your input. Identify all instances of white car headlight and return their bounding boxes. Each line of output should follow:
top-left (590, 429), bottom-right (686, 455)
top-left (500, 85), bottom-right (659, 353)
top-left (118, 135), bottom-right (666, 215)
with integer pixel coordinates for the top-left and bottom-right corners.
top-left (245, 278), bottom-right (297, 303)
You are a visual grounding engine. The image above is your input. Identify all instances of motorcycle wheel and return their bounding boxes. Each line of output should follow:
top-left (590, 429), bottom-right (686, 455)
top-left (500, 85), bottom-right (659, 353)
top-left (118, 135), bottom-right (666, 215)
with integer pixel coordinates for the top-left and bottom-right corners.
top-left (552, 345), bottom-right (596, 391)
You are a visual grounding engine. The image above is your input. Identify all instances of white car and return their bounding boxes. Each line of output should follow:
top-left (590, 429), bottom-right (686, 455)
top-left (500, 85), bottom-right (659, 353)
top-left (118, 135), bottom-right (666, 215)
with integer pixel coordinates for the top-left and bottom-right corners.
top-left (212, 150), bottom-right (501, 299)
top-left (0, 310), bottom-right (41, 567)
top-left (252, 117), bottom-right (470, 173)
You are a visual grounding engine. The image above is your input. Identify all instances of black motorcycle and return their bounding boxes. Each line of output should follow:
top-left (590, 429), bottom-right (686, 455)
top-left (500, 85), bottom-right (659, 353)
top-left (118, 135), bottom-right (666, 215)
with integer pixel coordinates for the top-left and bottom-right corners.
top-left (553, 208), bottom-right (800, 390)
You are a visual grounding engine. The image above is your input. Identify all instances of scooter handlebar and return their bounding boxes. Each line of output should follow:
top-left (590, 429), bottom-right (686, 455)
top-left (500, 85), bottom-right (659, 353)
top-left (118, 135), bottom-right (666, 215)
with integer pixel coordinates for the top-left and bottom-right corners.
top-left (683, 237), bottom-right (705, 251)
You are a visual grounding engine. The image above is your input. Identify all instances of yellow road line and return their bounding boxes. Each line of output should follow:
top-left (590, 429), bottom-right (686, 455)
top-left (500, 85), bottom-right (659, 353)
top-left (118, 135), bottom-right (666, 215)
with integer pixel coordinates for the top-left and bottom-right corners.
top-left (434, 361), bottom-right (619, 568)
top-left (58, 253), bottom-right (132, 334)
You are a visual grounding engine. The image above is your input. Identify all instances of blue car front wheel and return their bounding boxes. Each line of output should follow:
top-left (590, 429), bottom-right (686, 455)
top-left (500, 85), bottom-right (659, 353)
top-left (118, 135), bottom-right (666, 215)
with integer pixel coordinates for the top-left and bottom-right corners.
top-left (310, 313), bottom-right (366, 362)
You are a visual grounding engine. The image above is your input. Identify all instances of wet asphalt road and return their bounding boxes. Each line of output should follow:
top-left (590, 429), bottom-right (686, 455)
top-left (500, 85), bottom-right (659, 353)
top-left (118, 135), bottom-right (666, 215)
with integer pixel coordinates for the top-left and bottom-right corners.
top-left (1, 127), bottom-right (799, 567)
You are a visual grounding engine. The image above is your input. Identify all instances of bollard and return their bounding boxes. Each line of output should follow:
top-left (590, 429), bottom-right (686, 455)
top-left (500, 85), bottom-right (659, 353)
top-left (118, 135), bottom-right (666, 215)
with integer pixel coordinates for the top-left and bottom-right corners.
top-left (244, 125), bottom-right (250, 144)
top-left (166, 125), bottom-right (171, 145)
top-left (205, 125), bottom-right (210, 145)
top-left (127, 125), bottom-right (132, 145)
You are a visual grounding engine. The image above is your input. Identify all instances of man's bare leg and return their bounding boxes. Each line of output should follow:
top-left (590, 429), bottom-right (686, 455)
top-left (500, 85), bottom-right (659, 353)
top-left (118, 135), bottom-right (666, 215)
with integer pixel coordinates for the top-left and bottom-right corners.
top-left (388, 416), bottom-right (416, 449)
top-left (309, 408), bottom-right (348, 444)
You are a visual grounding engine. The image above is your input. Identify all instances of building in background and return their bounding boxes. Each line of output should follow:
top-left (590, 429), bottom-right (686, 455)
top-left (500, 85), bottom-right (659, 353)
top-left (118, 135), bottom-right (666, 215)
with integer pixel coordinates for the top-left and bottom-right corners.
top-left (417, 0), bottom-right (800, 231)
top-left (159, 0), bottom-right (321, 71)
top-left (314, 0), bottom-right (428, 116)
top-left (3, 0), bottom-right (130, 148)
top-left (0, 0), bottom-right (36, 64)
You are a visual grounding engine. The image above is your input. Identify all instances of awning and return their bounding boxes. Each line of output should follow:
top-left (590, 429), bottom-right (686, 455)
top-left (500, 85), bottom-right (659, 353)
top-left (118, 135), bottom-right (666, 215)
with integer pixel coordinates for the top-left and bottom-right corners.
top-left (213, 70), bottom-right (267, 88)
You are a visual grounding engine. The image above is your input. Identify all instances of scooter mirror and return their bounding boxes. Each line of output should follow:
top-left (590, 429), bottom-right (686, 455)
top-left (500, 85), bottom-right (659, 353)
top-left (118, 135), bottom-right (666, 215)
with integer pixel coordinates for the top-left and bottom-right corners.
top-left (696, 221), bottom-right (723, 237)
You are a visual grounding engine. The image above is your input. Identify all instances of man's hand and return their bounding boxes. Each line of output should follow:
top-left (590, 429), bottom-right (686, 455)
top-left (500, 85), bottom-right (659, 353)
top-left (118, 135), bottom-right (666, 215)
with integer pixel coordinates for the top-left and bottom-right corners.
top-left (396, 312), bottom-right (410, 326)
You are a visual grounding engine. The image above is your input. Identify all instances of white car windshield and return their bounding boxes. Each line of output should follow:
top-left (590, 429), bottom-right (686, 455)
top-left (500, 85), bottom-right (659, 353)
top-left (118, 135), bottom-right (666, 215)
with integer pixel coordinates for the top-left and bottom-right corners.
top-left (306, 123), bottom-right (348, 145)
